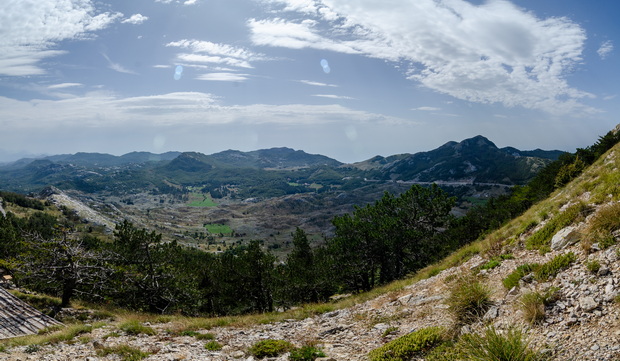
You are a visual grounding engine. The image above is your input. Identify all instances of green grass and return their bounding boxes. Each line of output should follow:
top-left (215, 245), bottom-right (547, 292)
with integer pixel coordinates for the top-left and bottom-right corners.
top-left (119, 320), bottom-right (157, 336)
top-left (534, 252), bottom-right (576, 281)
top-left (95, 344), bottom-right (150, 361)
top-left (188, 193), bottom-right (218, 207)
top-left (446, 277), bottom-right (493, 325)
top-left (526, 202), bottom-right (589, 251)
top-left (502, 263), bottom-right (538, 289)
top-left (204, 223), bottom-right (232, 234)
top-left (204, 340), bottom-right (223, 351)
top-left (458, 327), bottom-right (546, 361)
top-left (249, 339), bottom-right (295, 358)
top-left (368, 327), bottom-right (444, 361)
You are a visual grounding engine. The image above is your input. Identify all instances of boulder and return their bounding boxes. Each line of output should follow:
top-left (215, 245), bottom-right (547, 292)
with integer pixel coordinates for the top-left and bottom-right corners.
top-left (551, 226), bottom-right (581, 251)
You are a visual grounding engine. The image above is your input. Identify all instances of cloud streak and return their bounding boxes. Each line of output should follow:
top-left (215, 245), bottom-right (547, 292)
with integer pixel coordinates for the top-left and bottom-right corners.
top-left (251, 0), bottom-right (595, 115)
top-left (598, 41), bottom-right (613, 59)
top-left (0, 0), bottom-right (121, 76)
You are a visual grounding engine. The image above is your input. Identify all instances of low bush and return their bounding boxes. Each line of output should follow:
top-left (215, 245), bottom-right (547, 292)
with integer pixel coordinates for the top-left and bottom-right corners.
top-left (289, 345), bottom-right (326, 361)
top-left (249, 339), bottom-right (295, 358)
top-left (368, 327), bottom-right (444, 361)
top-left (534, 252), bottom-right (576, 280)
top-left (204, 340), bottom-right (222, 351)
top-left (586, 259), bottom-right (601, 274)
top-left (502, 263), bottom-right (538, 289)
top-left (95, 344), bottom-right (150, 361)
top-left (446, 277), bottom-right (493, 324)
top-left (526, 203), bottom-right (588, 251)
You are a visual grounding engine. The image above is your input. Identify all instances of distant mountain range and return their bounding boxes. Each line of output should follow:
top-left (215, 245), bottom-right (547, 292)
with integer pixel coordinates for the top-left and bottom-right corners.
top-left (0, 136), bottom-right (564, 196)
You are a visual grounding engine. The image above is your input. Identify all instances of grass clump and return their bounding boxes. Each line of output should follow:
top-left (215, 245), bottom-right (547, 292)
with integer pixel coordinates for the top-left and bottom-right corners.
top-left (289, 345), bottom-right (326, 361)
top-left (446, 277), bottom-right (493, 324)
top-left (520, 292), bottom-right (546, 325)
top-left (119, 320), bottom-right (157, 336)
top-left (459, 327), bottom-right (546, 361)
top-left (534, 252), bottom-right (576, 281)
top-left (249, 339), bottom-right (295, 358)
top-left (95, 344), bottom-right (150, 361)
top-left (526, 203), bottom-right (589, 251)
top-left (586, 259), bottom-right (601, 274)
top-left (204, 340), bottom-right (223, 351)
top-left (368, 327), bottom-right (444, 361)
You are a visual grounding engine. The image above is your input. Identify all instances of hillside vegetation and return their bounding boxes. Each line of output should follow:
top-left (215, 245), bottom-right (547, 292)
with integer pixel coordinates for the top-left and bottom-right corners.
top-left (0, 128), bottom-right (619, 360)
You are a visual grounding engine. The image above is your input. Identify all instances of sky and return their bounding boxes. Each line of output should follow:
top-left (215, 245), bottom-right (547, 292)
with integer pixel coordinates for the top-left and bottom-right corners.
top-left (0, 0), bottom-right (618, 163)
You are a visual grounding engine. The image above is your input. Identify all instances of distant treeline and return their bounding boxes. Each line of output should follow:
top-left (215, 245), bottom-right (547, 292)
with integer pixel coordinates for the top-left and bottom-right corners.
top-left (0, 128), bottom-right (618, 316)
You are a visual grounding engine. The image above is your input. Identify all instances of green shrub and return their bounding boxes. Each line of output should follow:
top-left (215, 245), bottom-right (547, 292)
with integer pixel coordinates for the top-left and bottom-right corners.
top-left (526, 203), bottom-right (588, 251)
top-left (535, 252), bottom-right (576, 280)
top-left (520, 292), bottom-right (545, 324)
top-left (289, 345), bottom-right (326, 361)
top-left (459, 327), bottom-right (546, 361)
top-left (205, 341), bottom-right (223, 351)
top-left (119, 320), bottom-right (157, 336)
top-left (425, 341), bottom-right (464, 361)
top-left (480, 259), bottom-right (501, 270)
top-left (95, 344), bottom-right (150, 361)
top-left (249, 339), bottom-right (294, 358)
top-left (382, 326), bottom-right (399, 338)
top-left (586, 259), bottom-right (601, 274)
top-left (502, 263), bottom-right (538, 289)
top-left (368, 327), bottom-right (444, 361)
top-left (446, 277), bottom-right (493, 324)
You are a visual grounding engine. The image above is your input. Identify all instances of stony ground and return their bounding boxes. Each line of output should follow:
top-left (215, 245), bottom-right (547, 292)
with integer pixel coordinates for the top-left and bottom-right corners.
top-left (3, 236), bottom-right (620, 361)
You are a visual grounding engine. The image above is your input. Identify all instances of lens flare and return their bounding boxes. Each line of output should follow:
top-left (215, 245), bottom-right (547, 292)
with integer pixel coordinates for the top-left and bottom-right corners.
top-left (174, 65), bottom-right (183, 80)
top-left (320, 59), bottom-right (331, 74)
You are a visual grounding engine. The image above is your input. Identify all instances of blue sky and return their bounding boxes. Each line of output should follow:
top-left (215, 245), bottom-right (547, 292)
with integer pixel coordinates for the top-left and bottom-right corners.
top-left (0, 0), bottom-right (618, 163)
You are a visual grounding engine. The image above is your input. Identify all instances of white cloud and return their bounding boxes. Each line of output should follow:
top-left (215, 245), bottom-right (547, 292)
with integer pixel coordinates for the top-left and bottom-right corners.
top-left (0, 92), bottom-right (404, 130)
top-left (196, 73), bottom-right (251, 82)
top-left (252, 0), bottom-right (595, 115)
top-left (167, 39), bottom-right (265, 69)
top-left (155, 0), bottom-right (199, 5)
top-left (0, 0), bottom-right (121, 76)
top-left (412, 107), bottom-right (441, 111)
top-left (248, 18), bottom-right (361, 54)
top-left (48, 83), bottom-right (83, 89)
top-left (312, 94), bottom-right (355, 100)
top-left (102, 53), bottom-right (138, 75)
top-left (299, 80), bottom-right (338, 87)
top-left (603, 95), bottom-right (617, 101)
top-left (122, 14), bottom-right (149, 25)
top-left (598, 41), bottom-right (613, 59)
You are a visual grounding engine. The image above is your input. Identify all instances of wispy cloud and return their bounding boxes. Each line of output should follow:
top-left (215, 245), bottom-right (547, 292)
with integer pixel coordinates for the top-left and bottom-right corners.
top-left (299, 80), bottom-right (338, 87)
top-left (122, 14), bottom-right (149, 25)
top-left (48, 83), bottom-right (83, 89)
top-left (166, 39), bottom-right (268, 77)
top-left (312, 94), bottom-right (355, 100)
top-left (0, 0), bottom-right (121, 76)
top-left (102, 53), bottom-right (138, 75)
top-left (196, 73), bottom-right (251, 82)
top-left (598, 40), bottom-right (613, 59)
top-left (252, 0), bottom-right (595, 115)
top-left (412, 107), bottom-right (441, 111)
